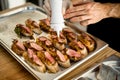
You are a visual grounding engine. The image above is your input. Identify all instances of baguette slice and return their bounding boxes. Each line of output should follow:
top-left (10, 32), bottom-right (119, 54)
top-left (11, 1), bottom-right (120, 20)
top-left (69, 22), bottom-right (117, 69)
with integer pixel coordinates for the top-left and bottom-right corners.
top-left (11, 39), bottom-right (26, 55)
top-left (69, 40), bottom-right (88, 59)
top-left (77, 32), bottom-right (96, 52)
top-left (22, 49), bottom-right (46, 73)
top-left (44, 51), bottom-right (59, 73)
top-left (25, 18), bottom-right (42, 34)
top-left (66, 48), bottom-right (82, 61)
top-left (56, 50), bottom-right (71, 68)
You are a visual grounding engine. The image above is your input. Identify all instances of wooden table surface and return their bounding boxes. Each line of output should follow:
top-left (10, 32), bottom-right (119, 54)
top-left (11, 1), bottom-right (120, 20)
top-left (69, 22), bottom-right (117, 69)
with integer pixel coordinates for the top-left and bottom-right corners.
top-left (0, 45), bottom-right (120, 80)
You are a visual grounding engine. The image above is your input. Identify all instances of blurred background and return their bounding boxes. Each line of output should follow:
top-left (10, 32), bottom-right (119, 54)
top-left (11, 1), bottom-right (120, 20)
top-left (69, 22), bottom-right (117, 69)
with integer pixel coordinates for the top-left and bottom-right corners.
top-left (0, 0), bottom-right (44, 11)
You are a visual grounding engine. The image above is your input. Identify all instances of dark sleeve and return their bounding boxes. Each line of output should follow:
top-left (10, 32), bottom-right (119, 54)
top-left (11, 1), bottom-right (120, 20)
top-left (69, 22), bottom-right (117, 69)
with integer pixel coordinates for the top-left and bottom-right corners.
top-left (87, 0), bottom-right (120, 52)
top-left (87, 18), bottom-right (120, 52)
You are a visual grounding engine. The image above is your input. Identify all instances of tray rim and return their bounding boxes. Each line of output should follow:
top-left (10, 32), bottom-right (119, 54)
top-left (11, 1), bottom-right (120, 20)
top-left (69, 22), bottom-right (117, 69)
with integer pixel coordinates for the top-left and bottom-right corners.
top-left (0, 3), bottom-right (108, 80)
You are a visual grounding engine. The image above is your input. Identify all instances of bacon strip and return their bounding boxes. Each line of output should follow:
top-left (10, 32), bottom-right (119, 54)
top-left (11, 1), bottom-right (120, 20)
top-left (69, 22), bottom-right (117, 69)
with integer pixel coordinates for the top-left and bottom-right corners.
top-left (30, 42), bottom-right (43, 51)
top-left (45, 40), bottom-right (52, 46)
top-left (44, 51), bottom-right (55, 64)
top-left (27, 48), bottom-right (43, 66)
top-left (28, 48), bottom-right (34, 58)
top-left (16, 41), bottom-right (26, 51)
top-left (77, 41), bottom-right (84, 49)
top-left (56, 50), bottom-right (66, 62)
top-left (66, 49), bottom-right (81, 58)
top-left (32, 21), bottom-right (39, 28)
top-left (38, 36), bottom-right (47, 41)
top-left (33, 54), bottom-right (43, 66)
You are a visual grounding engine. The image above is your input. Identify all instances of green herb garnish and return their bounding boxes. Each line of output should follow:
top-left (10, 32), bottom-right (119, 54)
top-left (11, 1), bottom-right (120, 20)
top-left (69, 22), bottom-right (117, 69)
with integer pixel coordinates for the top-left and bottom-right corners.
top-left (14, 26), bottom-right (22, 38)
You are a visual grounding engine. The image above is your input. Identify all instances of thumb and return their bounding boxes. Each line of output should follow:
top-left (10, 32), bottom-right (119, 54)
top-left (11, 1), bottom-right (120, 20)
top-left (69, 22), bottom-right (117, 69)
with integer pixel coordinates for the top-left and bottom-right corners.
top-left (43, 5), bottom-right (51, 18)
top-left (62, 0), bottom-right (73, 15)
top-left (62, 8), bottom-right (66, 15)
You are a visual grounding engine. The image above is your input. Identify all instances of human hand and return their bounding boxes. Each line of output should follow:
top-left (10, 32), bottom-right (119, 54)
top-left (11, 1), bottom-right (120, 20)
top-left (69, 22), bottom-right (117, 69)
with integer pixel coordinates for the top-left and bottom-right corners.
top-left (64, 2), bottom-right (112, 26)
top-left (72, 0), bottom-right (94, 5)
top-left (43, 0), bottom-right (72, 17)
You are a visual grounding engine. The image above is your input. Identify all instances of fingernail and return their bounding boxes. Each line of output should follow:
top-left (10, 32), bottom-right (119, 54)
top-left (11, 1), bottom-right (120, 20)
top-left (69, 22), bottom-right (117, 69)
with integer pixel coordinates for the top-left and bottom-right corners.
top-left (63, 15), bottom-right (67, 19)
top-left (70, 18), bottom-right (75, 22)
top-left (66, 9), bottom-right (70, 13)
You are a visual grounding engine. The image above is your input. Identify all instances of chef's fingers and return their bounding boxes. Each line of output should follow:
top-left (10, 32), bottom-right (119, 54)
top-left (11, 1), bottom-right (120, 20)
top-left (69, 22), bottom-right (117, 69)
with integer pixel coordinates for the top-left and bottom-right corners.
top-left (80, 19), bottom-right (94, 26)
top-left (66, 5), bottom-right (85, 14)
top-left (64, 9), bottom-right (88, 19)
top-left (44, 0), bottom-right (51, 10)
top-left (62, 8), bottom-right (66, 15)
top-left (72, 0), bottom-right (94, 6)
top-left (43, 0), bottom-right (72, 16)
top-left (72, 0), bottom-right (85, 5)
top-left (70, 14), bottom-right (92, 22)
top-left (66, 2), bottom-right (95, 14)
top-left (80, 19), bottom-right (90, 26)
top-left (43, 5), bottom-right (51, 18)
top-left (62, 0), bottom-right (73, 15)
top-left (43, 0), bottom-right (51, 17)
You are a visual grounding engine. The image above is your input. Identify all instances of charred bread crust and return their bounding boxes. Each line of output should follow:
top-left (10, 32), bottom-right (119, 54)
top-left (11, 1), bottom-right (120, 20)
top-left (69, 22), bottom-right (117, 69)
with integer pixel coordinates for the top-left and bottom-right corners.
top-left (39, 20), bottom-right (51, 32)
top-left (25, 18), bottom-right (42, 34)
top-left (22, 51), bottom-right (46, 73)
top-left (77, 32), bottom-right (96, 52)
top-left (11, 39), bottom-right (26, 55)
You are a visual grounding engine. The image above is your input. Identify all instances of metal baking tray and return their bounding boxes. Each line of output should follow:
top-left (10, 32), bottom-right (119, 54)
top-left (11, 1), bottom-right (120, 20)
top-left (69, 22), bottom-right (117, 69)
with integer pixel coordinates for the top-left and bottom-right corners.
top-left (72, 55), bottom-right (120, 80)
top-left (0, 3), bottom-right (108, 80)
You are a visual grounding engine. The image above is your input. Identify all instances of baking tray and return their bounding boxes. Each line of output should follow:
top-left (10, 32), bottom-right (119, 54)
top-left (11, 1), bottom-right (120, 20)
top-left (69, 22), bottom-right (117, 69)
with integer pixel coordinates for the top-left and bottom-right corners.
top-left (0, 3), bottom-right (108, 80)
top-left (72, 55), bottom-right (120, 80)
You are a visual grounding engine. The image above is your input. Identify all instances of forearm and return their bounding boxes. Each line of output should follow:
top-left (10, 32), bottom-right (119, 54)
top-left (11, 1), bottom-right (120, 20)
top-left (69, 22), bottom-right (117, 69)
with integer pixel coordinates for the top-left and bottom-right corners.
top-left (107, 3), bottom-right (120, 18)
